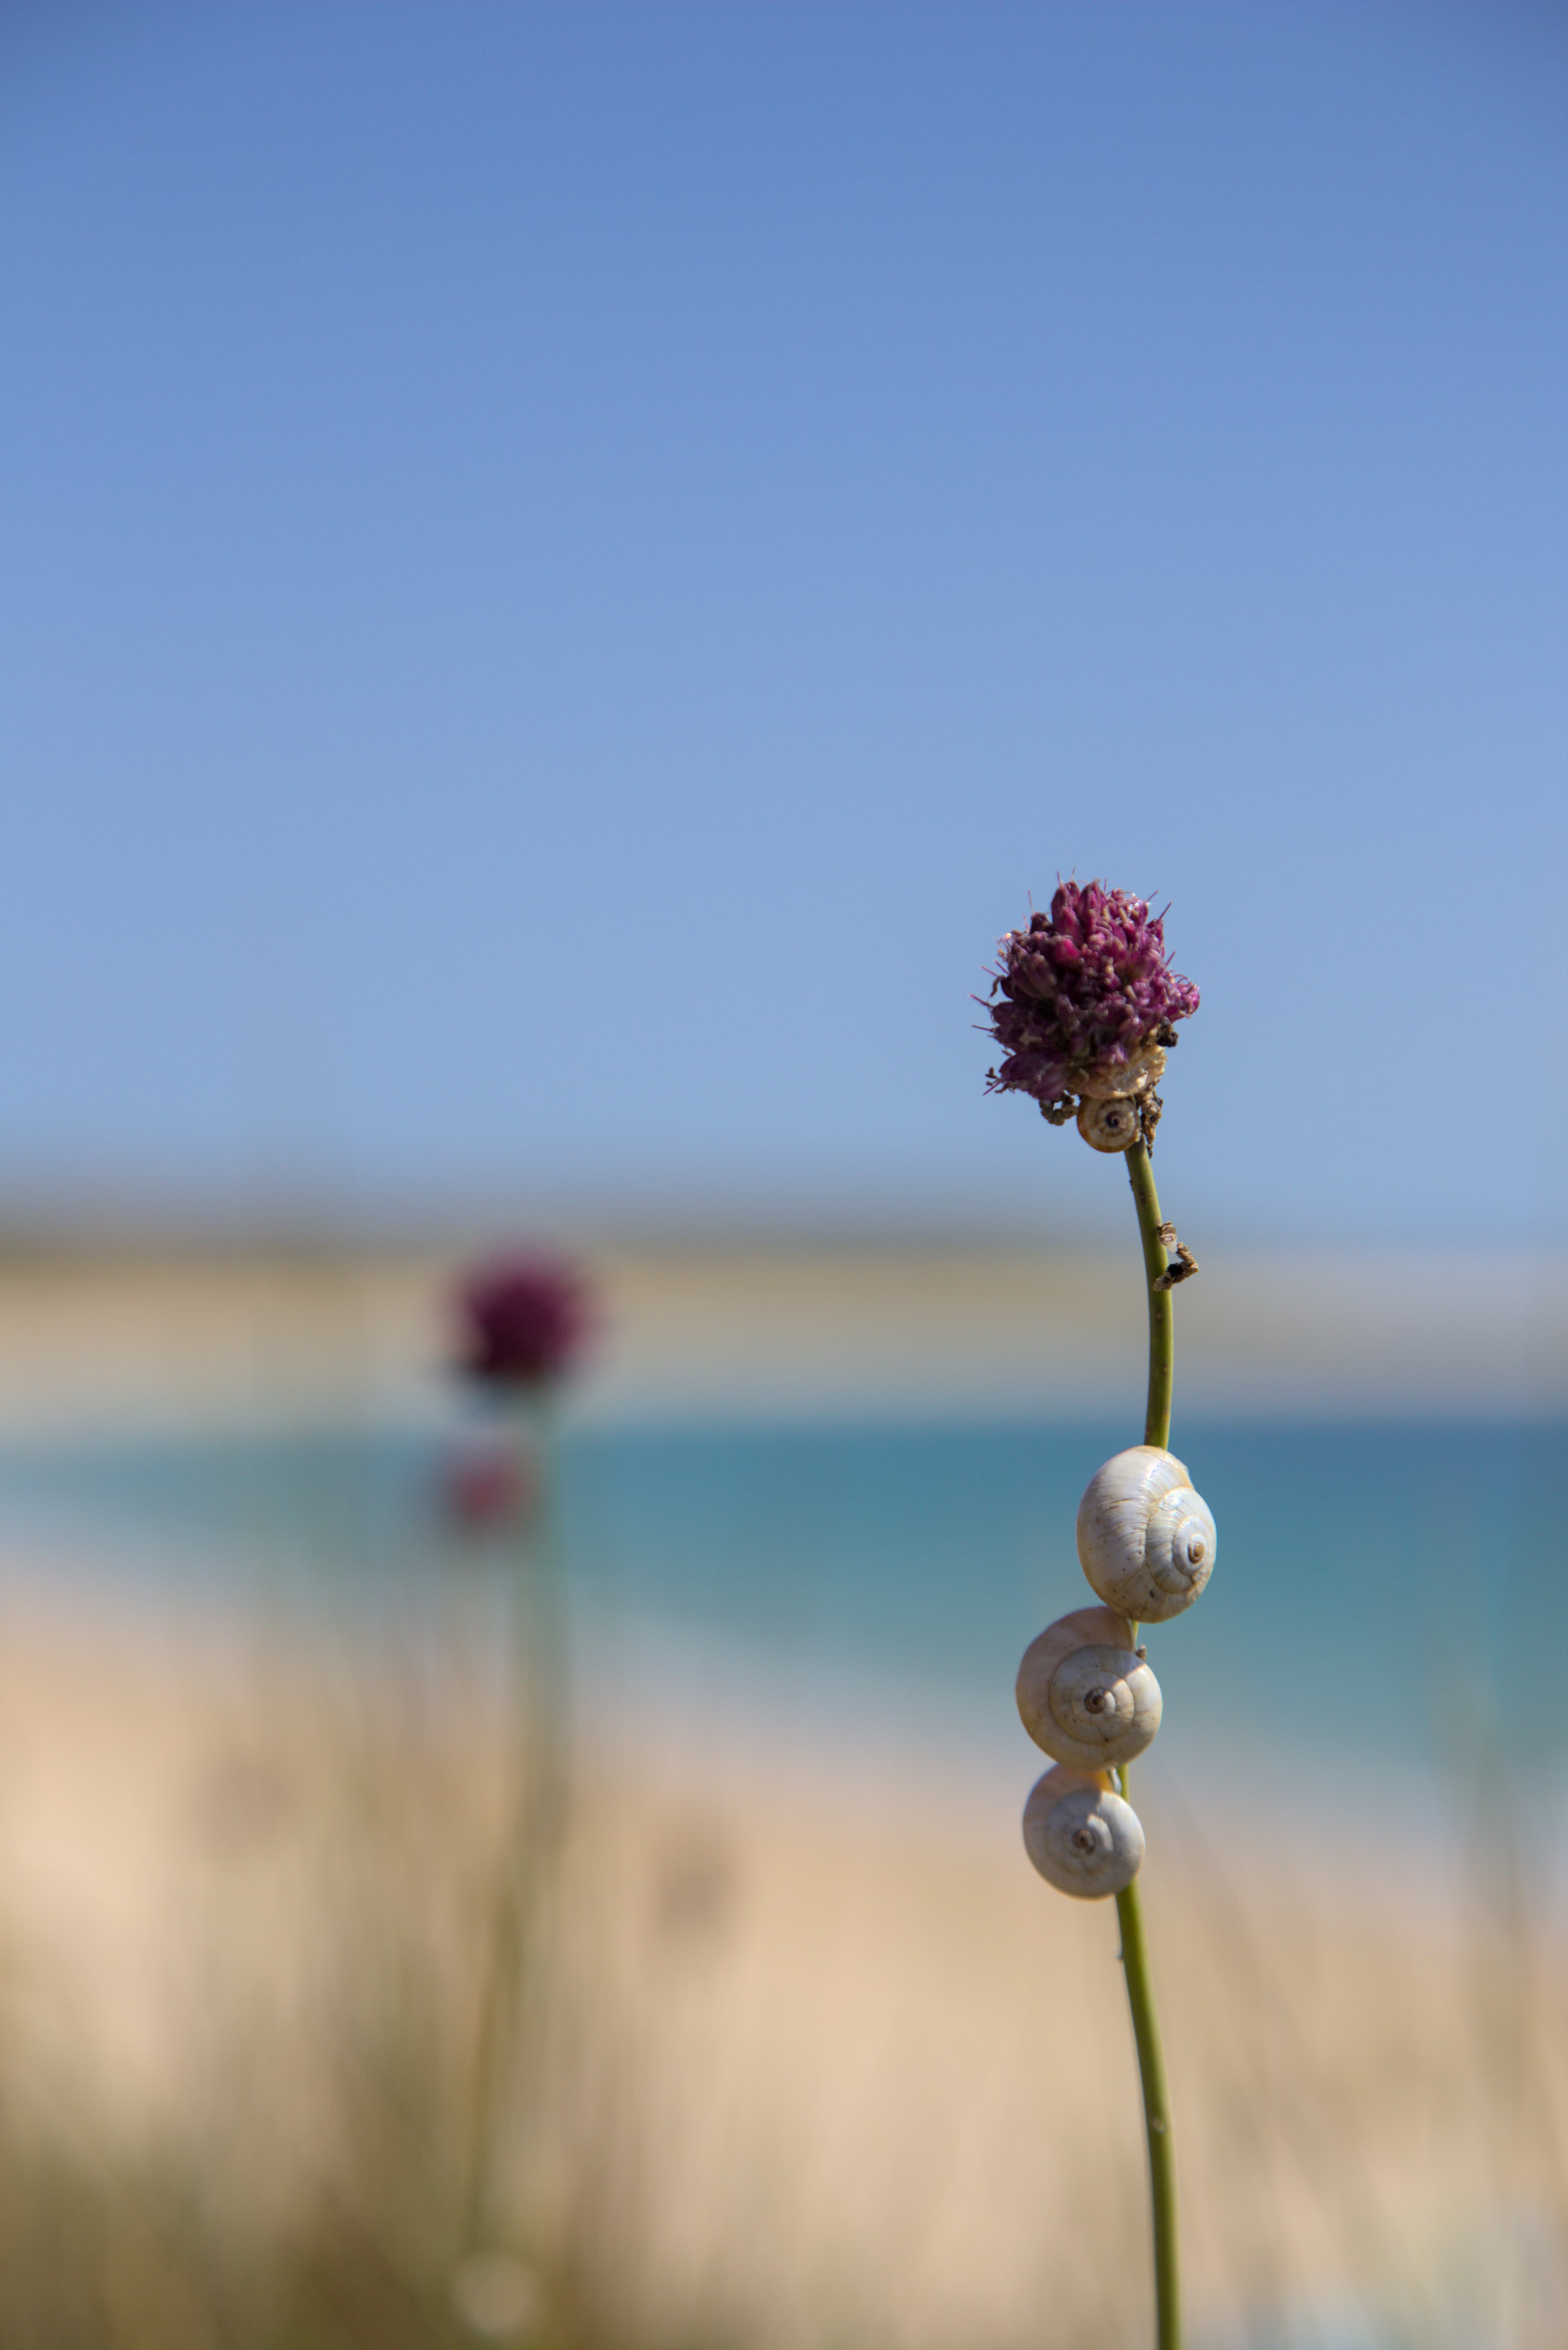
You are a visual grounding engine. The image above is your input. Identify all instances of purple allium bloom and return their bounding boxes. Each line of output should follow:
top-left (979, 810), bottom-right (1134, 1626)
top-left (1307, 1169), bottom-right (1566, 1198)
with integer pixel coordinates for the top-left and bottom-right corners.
top-left (457, 1254), bottom-right (592, 1390)
top-left (983, 880), bottom-right (1199, 1115)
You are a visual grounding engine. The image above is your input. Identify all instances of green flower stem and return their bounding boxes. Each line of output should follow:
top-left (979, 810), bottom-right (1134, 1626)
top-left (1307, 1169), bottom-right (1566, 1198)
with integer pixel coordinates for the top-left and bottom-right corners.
top-left (1116, 1139), bottom-right (1180, 2350)
top-left (1127, 1140), bottom-right (1173, 1451)
top-left (1114, 1859), bottom-right (1180, 2350)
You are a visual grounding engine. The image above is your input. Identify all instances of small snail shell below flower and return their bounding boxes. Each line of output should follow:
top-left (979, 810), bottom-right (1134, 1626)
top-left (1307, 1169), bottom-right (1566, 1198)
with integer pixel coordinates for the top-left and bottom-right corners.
top-left (1077, 1095), bottom-right (1142, 1153)
top-left (1023, 1766), bottom-right (1145, 1900)
top-left (1075, 1039), bottom-right (1167, 1101)
top-left (1016, 1605), bottom-right (1162, 1771)
top-left (1077, 1445), bottom-right (1216, 1624)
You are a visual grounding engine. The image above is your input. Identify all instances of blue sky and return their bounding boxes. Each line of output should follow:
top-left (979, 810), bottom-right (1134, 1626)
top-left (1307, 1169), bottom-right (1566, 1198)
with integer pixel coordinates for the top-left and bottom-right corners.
top-left (2, 3), bottom-right (1564, 1242)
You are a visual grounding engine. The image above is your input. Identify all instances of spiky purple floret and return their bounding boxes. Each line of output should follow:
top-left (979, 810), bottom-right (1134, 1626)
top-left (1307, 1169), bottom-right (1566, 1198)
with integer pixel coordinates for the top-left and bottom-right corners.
top-left (457, 1254), bottom-right (592, 1389)
top-left (982, 880), bottom-right (1199, 1112)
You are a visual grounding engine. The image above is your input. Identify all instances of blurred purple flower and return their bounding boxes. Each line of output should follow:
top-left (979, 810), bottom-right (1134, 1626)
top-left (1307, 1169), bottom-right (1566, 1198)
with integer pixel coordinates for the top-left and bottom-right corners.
top-left (982, 880), bottom-right (1199, 1114)
top-left (440, 1436), bottom-right (537, 1533)
top-left (457, 1254), bottom-right (592, 1390)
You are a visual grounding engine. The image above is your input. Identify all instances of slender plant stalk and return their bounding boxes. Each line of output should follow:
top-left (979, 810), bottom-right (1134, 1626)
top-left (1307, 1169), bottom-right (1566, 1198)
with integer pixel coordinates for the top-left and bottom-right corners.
top-left (461, 1395), bottom-right (571, 2252)
top-left (1115, 1139), bottom-right (1181, 2350)
top-left (1127, 1142), bottom-right (1174, 1452)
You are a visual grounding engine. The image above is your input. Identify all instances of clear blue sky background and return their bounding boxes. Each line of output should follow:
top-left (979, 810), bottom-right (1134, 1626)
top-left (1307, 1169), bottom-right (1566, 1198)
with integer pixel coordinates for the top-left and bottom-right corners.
top-left (3, 2), bottom-right (1564, 1242)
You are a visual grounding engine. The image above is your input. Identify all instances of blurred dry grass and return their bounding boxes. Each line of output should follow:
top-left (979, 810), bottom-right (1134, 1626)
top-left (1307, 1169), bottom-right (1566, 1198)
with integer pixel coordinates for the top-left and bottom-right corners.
top-left (0, 1592), bottom-right (1564, 2350)
top-left (0, 1236), bottom-right (1562, 2347)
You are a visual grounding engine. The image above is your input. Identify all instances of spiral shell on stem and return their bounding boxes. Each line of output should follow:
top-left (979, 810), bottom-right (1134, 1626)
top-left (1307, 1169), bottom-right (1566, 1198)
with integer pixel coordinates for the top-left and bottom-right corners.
top-left (1022, 1766), bottom-right (1145, 1899)
top-left (1076, 1444), bottom-right (1216, 1623)
top-left (1016, 1605), bottom-right (1162, 1771)
top-left (1077, 1095), bottom-right (1142, 1153)
top-left (1075, 1039), bottom-right (1167, 1101)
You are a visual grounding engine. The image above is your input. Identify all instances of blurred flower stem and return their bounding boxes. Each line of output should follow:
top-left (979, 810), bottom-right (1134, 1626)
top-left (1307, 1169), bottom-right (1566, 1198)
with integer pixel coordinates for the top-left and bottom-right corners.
top-left (1118, 1138), bottom-right (1180, 2350)
top-left (451, 1254), bottom-right (589, 2272)
top-left (461, 1389), bottom-right (571, 2261)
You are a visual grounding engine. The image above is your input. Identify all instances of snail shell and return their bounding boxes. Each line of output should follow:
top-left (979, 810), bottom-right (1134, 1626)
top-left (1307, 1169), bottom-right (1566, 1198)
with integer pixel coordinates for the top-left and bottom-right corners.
top-left (1076, 1040), bottom-right (1167, 1101)
top-left (1016, 1605), bottom-right (1162, 1770)
top-left (1023, 1765), bottom-right (1145, 1899)
top-left (1076, 1445), bottom-right (1216, 1623)
top-left (1077, 1095), bottom-right (1142, 1153)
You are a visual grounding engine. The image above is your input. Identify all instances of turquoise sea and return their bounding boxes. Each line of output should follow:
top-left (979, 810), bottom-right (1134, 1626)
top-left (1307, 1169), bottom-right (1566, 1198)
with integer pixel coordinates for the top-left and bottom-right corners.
top-left (0, 1415), bottom-right (1562, 1791)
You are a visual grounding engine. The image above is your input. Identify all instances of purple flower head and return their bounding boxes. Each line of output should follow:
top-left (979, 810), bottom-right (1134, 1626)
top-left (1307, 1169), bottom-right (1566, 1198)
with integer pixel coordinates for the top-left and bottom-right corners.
top-left (982, 880), bottom-right (1199, 1115)
top-left (456, 1253), bottom-right (592, 1391)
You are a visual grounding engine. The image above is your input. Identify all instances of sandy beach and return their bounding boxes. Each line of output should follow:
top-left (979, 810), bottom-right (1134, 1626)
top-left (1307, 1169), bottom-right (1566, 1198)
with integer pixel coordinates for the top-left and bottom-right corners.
top-left (0, 1240), bottom-right (1562, 2344)
top-left (0, 1237), bottom-right (1562, 1428)
top-left (0, 1578), bottom-right (1563, 2350)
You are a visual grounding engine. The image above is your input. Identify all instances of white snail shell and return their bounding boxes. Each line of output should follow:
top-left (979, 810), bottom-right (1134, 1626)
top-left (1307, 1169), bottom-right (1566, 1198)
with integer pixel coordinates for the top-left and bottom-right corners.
top-left (1076, 1040), bottom-right (1167, 1101)
top-left (1077, 1095), bottom-right (1142, 1153)
top-left (1016, 1605), bottom-right (1162, 1771)
top-left (1076, 1445), bottom-right (1216, 1623)
top-left (1022, 1765), bottom-right (1145, 1900)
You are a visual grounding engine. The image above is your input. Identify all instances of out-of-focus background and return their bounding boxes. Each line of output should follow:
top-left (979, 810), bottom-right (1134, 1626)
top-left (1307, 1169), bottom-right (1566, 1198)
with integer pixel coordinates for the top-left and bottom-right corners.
top-left (2, 6), bottom-right (1566, 2347)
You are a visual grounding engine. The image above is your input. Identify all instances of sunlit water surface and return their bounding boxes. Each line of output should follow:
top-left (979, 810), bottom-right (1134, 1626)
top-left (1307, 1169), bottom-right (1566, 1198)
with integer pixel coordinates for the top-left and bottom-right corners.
top-left (0, 1417), bottom-right (1561, 1807)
